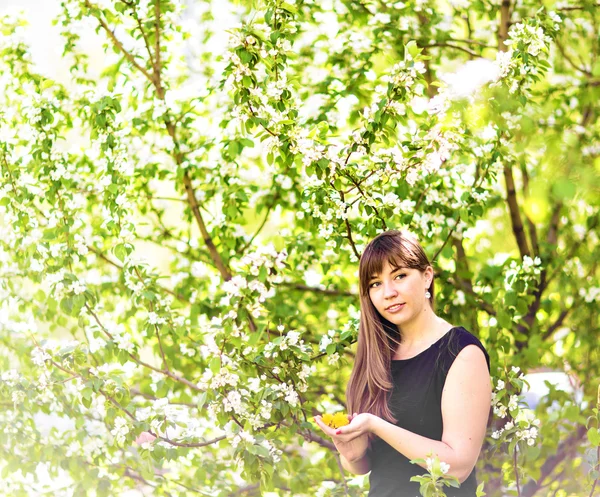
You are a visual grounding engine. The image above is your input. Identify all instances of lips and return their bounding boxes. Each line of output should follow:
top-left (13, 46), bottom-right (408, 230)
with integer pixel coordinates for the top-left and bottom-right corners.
top-left (385, 303), bottom-right (405, 311)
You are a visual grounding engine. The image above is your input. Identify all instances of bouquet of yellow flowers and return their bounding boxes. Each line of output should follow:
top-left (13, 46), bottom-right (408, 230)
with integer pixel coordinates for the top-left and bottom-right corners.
top-left (320, 412), bottom-right (350, 429)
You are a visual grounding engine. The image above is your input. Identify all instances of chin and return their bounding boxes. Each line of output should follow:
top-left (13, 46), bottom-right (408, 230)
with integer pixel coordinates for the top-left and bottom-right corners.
top-left (385, 314), bottom-right (406, 325)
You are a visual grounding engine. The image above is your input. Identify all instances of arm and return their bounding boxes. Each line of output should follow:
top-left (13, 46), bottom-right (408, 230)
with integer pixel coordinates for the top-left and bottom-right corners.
top-left (340, 452), bottom-right (371, 475)
top-left (370, 345), bottom-right (491, 483)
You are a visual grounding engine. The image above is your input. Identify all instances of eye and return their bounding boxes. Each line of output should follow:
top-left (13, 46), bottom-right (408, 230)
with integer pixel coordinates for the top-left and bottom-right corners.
top-left (368, 274), bottom-right (405, 288)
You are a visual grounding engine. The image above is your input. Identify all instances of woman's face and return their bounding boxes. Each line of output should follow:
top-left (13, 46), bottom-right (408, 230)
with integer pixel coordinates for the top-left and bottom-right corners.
top-left (367, 259), bottom-right (432, 326)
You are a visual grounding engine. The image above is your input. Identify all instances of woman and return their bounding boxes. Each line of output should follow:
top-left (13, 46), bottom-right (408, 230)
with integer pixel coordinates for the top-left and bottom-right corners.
top-left (315, 230), bottom-right (491, 496)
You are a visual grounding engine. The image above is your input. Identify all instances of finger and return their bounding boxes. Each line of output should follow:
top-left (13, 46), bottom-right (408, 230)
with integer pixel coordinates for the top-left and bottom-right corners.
top-left (314, 417), bottom-right (338, 437)
top-left (313, 416), bottom-right (328, 432)
top-left (336, 425), bottom-right (354, 436)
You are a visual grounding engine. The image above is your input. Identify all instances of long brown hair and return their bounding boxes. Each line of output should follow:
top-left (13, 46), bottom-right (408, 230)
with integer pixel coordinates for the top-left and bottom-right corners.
top-left (345, 230), bottom-right (436, 439)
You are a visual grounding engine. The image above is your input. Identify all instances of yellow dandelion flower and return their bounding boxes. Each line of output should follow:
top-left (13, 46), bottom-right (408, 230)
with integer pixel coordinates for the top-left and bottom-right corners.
top-left (322, 412), bottom-right (349, 429)
top-left (331, 412), bottom-right (350, 428)
top-left (322, 413), bottom-right (334, 427)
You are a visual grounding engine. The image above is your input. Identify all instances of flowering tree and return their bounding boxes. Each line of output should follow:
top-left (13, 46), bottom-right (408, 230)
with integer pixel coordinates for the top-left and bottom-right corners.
top-left (0, 0), bottom-right (599, 495)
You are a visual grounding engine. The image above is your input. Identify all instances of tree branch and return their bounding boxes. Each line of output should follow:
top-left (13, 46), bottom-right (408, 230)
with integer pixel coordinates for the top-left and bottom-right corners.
top-left (521, 424), bottom-right (587, 497)
top-left (276, 282), bottom-right (356, 297)
top-left (541, 258), bottom-right (597, 341)
top-left (519, 161), bottom-right (540, 257)
top-left (498, 0), bottom-right (512, 52)
top-left (543, 214), bottom-right (599, 290)
top-left (86, 245), bottom-right (187, 302)
top-left (84, 303), bottom-right (204, 392)
top-left (181, 169), bottom-right (234, 281)
top-left (446, 276), bottom-right (497, 316)
top-left (503, 163), bottom-right (531, 259)
top-left (154, 0), bottom-right (162, 79)
top-left (84, 0), bottom-right (154, 84)
top-left (557, 2), bottom-right (600, 10)
top-left (426, 42), bottom-right (482, 58)
top-left (122, 0), bottom-right (156, 71)
top-left (555, 37), bottom-right (592, 76)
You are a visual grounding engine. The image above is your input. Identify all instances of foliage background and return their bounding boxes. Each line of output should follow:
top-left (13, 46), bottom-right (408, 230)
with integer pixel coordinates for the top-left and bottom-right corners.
top-left (0, 0), bottom-right (599, 496)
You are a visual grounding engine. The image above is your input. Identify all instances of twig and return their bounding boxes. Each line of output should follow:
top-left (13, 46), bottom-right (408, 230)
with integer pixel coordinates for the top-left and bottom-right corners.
top-left (555, 37), bottom-right (592, 76)
top-left (426, 42), bottom-right (482, 58)
top-left (86, 245), bottom-right (187, 302)
top-left (154, 0), bottom-right (161, 79)
top-left (122, 0), bottom-right (156, 71)
top-left (276, 282), bottom-right (356, 297)
top-left (84, 303), bottom-right (204, 392)
top-left (334, 452), bottom-right (350, 496)
top-left (503, 162), bottom-right (531, 259)
top-left (513, 443), bottom-right (521, 497)
top-left (83, 0), bottom-right (154, 83)
top-left (557, 3), bottom-right (600, 11)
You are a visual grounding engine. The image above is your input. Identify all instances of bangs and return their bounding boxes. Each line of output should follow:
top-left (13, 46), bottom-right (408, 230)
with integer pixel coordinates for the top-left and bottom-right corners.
top-left (359, 236), bottom-right (421, 295)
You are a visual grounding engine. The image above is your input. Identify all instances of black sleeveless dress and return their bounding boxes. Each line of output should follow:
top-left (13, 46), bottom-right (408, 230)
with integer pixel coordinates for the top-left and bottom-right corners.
top-left (367, 326), bottom-right (491, 497)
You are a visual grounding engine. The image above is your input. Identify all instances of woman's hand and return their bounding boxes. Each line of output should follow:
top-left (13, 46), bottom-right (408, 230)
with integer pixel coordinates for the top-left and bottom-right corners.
top-left (314, 413), bottom-right (372, 463)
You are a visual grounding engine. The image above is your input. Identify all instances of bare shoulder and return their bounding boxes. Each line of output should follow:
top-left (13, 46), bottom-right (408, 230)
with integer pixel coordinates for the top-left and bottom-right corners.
top-left (454, 343), bottom-right (487, 364)
top-left (443, 344), bottom-right (491, 398)
top-left (444, 344), bottom-right (491, 393)
top-left (440, 344), bottom-right (492, 481)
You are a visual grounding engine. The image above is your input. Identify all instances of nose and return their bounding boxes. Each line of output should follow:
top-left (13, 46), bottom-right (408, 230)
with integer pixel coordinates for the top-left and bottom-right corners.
top-left (383, 281), bottom-right (398, 299)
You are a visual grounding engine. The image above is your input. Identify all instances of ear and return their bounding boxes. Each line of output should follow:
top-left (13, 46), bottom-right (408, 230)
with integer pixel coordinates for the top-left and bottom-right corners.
top-left (424, 265), bottom-right (434, 286)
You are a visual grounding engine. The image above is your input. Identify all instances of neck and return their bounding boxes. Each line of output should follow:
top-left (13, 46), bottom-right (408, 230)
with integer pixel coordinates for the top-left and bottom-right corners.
top-left (396, 306), bottom-right (444, 347)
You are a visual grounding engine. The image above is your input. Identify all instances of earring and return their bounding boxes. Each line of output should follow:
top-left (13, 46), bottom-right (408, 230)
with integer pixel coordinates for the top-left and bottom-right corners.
top-left (425, 290), bottom-right (431, 299)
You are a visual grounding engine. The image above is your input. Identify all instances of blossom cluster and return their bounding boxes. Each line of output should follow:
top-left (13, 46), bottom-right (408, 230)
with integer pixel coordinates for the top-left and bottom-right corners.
top-left (503, 255), bottom-right (543, 292)
top-left (425, 456), bottom-right (450, 475)
top-left (319, 329), bottom-right (337, 353)
top-left (229, 424), bottom-right (284, 463)
top-left (263, 326), bottom-right (312, 359)
top-left (578, 285), bottom-right (600, 304)
top-left (490, 15), bottom-right (558, 94)
top-left (491, 367), bottom-right (540, 448)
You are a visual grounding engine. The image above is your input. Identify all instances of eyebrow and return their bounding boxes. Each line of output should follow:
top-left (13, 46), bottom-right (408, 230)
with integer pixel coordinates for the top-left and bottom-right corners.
top-left (368, 266), bottom-right (406, 281)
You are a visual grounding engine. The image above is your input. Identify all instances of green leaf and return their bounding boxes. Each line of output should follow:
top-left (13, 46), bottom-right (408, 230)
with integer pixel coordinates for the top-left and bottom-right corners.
top-left (95, 113), bottom-right (106, 127)
top-left (60, 297), bottom-right (74, 315)
top-left (72, 294), bottom-right (85, 314)
top-left (476, 482), bottom-right (487, 497)
top-left (508, 438), bottom-right (518, 456)
top-left (588, 427), bottom-right (600, 446)
top-left (280, 2), bottom-right (297, 14)
top-left (515, 298), bottom-right (528, 316)
top-left (406, 40), bottom-right (420, 58)
top-left (209, 356), bottom-right (221, 374)
top-left (197, 391), bottom-right (207, 409)
top-left (248, 444), bottom-right (270, 457)
top-left (228, 140), bottom-right (240, 157)
top-left (113, 243), bottom-right (127, 263)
